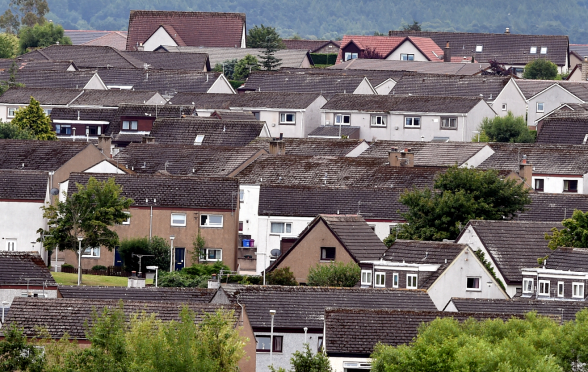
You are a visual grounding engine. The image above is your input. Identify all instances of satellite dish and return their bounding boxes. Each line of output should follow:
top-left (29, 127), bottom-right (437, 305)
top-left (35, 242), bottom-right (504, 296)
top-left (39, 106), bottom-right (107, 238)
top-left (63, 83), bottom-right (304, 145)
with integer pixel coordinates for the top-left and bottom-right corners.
top-left (50, 188), bottom-right (59, 196)
top-left (270, 249), bottom-right (281, 257)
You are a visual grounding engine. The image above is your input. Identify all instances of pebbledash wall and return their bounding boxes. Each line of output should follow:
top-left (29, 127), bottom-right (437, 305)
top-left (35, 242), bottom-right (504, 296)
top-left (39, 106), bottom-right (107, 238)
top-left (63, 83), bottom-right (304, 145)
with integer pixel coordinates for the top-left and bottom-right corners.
top-left (255, 331), bottom-right (324, 372)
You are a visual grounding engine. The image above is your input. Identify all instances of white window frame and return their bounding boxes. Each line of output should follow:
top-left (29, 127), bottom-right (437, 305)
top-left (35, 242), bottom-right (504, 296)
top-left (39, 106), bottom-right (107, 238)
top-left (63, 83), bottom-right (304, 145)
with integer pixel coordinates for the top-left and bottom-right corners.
top-left (440, 117), bottom-right (458, 130)
top-left (122, 120), bottom-right (138, 131)
top-left (392, 273), bottom-right (399, 288)
top-left (205, 248), bottom-right (222, 261)
top-left (407, 274), bottom-right (418, 289)
top-left (371, 115), bottom-right (386, 127)
top-left (466, 277), bottom-right (481, 291)
top-left (530, 46), bottom-right (537, 54)
top-left (573, 282), bottom-right (585, 298)
top-left (404, 116), bottom-right (421, 128)
top-left (43, 108), bottom-right (52, 115)
top-left (122, 212), bottom-right (131, 225)
top-left (501, 103), bottom-right (507, 111)
top-left (344, 52), bottom-right (358, 61)
top-left (558, 281), bottom-right (564, 297)
top-left (279, 112), bottom-right (296, 124)
top-left (171, 213), bottom-right (187, 227)
top-left (538, 280), bottom-right (550, 296)
top-left (194, 134), bottom-right (205, 145)
top-left (540, 47), bottom-right (547, 54)
top-left (335, 114), bottom-right (350, 125)
top-left (82, 247), bottom-right (100, 258)
top-left (400, 53), bottom-right (414, 61)
top-left (375, 272), bottom-right (386, 287)
top-left (200, 214), bottom-right (223, 228)
top-left (361, 270), bottom-right (372, 286)
top-left (523, 278), bottom-right (534, 293)
top-left (239, 189), bottom-right (244, 202)
top-left (536, 102), bottom-right (544, 113)
top-left (270, 222), bottom-right (292, 234)
top-left (475, 45), bottom-right (483, 52)
top-left (7, 107), bottom-right (16, 118)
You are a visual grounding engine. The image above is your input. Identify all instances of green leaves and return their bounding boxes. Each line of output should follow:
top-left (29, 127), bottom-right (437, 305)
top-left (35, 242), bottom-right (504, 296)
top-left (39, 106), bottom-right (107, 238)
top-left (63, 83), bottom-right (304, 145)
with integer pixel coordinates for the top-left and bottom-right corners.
top-left (477, 112), bottom-right (535, 143)
top-left (545, 209), bottom-right (588, 250)
top-left (10, 96), bottom-right (55, 140)
top-left (523, 58), bottom-right (559, 80)
top-left (18, 22), bottom-right (71, 54)
top-left (307, 261), bottom-right (360, 287)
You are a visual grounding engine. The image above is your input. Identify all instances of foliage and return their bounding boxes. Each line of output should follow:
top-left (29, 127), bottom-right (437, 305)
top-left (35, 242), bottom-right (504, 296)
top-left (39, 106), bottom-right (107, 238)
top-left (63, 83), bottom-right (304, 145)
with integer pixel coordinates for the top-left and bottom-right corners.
top-left (91, 265), bottom-right (107, 271)
top-left (191, 232), bottom-right (207, 264)
top-left (212, 58), bottom-right (237, 79)
top-left (18, 22), bottom-right (71, 54)
top-left (233, 54), bottom-right (259, 80)
top-left (307, 261), bottom-right (360, 287)
top-left (363, 46), bottom-right (383, 59)
top-left (229, 80), bottom-right (244, 90)
top-left (257, 33), bottom-right (283, 71)
top-left (119, 236), bottom-right (171, 273)
top-left (0, 32), bottom-right (18, 57)
top-left (486, 59), bottom-right (515, 76)
top-left (61, 263), bottom-right (74, 269)
top-left (10, 96), bottom-right (56, 140)
top-left (373, 31), bottom-right (386, 36)
top-left (310, 53), bottom-right (337, 65)
top-left (159, 262), bottom-right (230, 288)
top-left (288, 33), bottom-right (303, 40)
top-left (0, 323), bottom-right (44, 372)
top-left (389, 166), bottom-right (531, 241)
top-left (401, 20), bottom-right (422, 31)
top-left (247, 24), bottom-right (285, 49)
top-left (476, 111), bottom-right (535, 143)
top-left (472, 249), bottom-right (505, 291)
top-left (545, 209), bottom-right (588, 250)
top-left (523, 58), bottom-right (558, 80)
top-left (183, 261), bottom-right (230, 277)
top-left (270, 343), bottom-right (332, 372)
top-left (0, 120), bottom-right (36, 139)
top-left (0, 0), bottom-right (49, 33)
top-left (39, 177), bottom-right (134, 257)
top-left (266, 267), bottom-right (298, 286)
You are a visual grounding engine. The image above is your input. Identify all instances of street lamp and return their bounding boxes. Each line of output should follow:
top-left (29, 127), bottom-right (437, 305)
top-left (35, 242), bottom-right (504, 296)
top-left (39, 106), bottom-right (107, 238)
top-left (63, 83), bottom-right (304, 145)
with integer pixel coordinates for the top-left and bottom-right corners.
top-left (169, 235), bottom-right (175, 272)
top-left (147, 266), bottom-right (159, 287)
top-left (1, 300), bottom-right (8, 324)
top-left (77, 236), bottom-right (83, 286)
top-left (269, 309), bottom-right (276, 367)
top-left (132, 254), bottom-right (154, 278)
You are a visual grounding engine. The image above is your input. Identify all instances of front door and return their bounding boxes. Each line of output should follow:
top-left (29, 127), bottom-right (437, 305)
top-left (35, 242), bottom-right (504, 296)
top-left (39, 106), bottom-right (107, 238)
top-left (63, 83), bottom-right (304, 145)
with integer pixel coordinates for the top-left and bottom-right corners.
top-left (114, 247), bottom-right (122, 267)
top-left (175, 248), bottom-right (185, 271)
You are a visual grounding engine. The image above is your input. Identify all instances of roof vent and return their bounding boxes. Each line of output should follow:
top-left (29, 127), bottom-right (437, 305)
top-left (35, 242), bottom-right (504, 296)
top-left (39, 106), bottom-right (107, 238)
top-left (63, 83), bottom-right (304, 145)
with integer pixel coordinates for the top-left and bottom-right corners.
top-left (505, 27), bottom-right (510, 34)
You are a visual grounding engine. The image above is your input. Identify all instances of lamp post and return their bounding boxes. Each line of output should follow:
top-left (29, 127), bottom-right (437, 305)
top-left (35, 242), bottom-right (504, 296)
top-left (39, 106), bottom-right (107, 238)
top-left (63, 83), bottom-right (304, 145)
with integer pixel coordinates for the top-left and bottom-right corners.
top-left (77, 236), bottom-right (83, 286)
top-left (269, 309), bottom-right (276, 367)
top-left (132, 254), bottom-right (154, 278)
top-left (147, 266), bottom-right (159, 287)
top-left (169, 235), bottom-right (175, 272)
top-left (1, 300), bottom-right (8, 324)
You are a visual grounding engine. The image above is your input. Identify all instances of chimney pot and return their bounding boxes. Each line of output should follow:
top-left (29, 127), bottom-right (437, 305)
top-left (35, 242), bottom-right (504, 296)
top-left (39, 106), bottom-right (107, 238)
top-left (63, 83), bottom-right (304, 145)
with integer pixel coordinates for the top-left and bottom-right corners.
top-left (142, 136), bottom-right (156, 144)
top-left (443, 41), bottom-right (451, 62)
top-left (269, 139), bottom-right (286, 155)
top-left (505, 27), bottom-right (510, 34)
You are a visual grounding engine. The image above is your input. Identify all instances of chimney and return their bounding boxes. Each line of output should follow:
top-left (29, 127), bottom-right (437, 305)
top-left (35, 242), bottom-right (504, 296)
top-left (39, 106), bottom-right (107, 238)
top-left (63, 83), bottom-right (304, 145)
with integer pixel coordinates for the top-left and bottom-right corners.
top-left (137, 42), bottom-right (144, 52)
top-left (97, 134), bottom-right (112, 158)
top-left (443, 41), bottom-right (451, 62)
top-left (269, 136), bottom-right (286, 155)
top-left (582, 57), bottom-right (588, 81)
top-left (388, 147), bottom-right (414, 167)
top-left (505, 27), bottom-right (510, 34)
top-left (518, 155), bottom-right (533, 188)
top-left (142, 136), bottom-right (156, 144)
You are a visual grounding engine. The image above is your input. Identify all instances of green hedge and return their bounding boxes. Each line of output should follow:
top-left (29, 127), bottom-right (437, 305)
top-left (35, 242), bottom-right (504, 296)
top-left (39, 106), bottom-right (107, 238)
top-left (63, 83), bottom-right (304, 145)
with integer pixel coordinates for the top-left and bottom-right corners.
top-left (229, 80), bottom-right (245, 90)
top-left (310, 53), bottom-right (337, 65)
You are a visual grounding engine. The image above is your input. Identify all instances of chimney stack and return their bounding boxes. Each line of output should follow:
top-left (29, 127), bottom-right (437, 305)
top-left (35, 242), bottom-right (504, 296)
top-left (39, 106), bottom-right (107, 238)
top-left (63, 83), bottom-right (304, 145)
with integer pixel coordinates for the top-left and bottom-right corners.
top-left (518, 155), bottom-right (533, 188)
top-left (443, 41), bottom-right (451, 62)
top-left (582, 57), bottom-right (588, 81)
top-left (388, 147), bottom-right (414, 167)
top-left (505, 27), bottom-right (510, 34)
top-left (269, 136), bottom-right (286, 155)
top-left (142, 136), bottom-right (156, 144)
top-left (97, 134), bottom-right (112, 158)
top-left (137, 42), bottom-right (144, 52)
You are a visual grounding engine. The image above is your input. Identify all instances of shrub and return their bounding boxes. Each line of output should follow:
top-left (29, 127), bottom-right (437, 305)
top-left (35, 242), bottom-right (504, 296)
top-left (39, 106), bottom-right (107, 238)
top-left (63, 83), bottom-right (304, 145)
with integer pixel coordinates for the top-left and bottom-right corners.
top-left (91, 265), bottom-right (107, 271)
top-left (307, 261), bottom-right (360, 287)
top-left (266, 267), bottom-right (298, 286)
top-left (61, 263), bottom-right (74, 269)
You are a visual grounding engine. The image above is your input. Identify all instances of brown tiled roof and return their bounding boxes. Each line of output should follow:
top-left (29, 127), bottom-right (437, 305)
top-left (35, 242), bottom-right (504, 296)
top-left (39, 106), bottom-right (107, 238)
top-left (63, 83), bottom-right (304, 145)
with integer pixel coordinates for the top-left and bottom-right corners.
top-left (0, 59), bottom-right (76, 71)
top-left (536, 117), bottom-right (588, 145)
top-left (122, 51), bottom-right (210, 71)
top-left (0, 140), bottom-right (92, 170)
top-left (106, 104), bottom-right (194, 136)
top-left (544, 247), bottom-right (588, 272)
top-left (516, 193), bottom-right (588, 222)
top-left (130, 71), bottom-right (222, 94)
top-left (325, 308), bottom-right (521, 356)
top-left (70, 90), bottom-right (161, 107)
top-left (307, 126), bottom-right (361, 138)
top-left (93, 68), bottom-right (144, 87)
top-left (58, 286), bottom-right (216, 302)
top-left (83, 32), bottom-right (128, 50)
top-left (20, 45), bottom-right (144, 69)
top-left (457, 220), bottom-right (561, 284)
top-left (50, 107), bottom-right (118, 121)
top-left (0, 170), bottom-right (48, 200)
top-left (210, 110), bottom-right (256, 121)
top-left (0, 87), bottom-right (82, 105)
top-left (279, 67), bottom-right (405, 88)
top-left (150, 117), bottom-right (264, 146)
top-left (391, 74), bottom-right (509, 101)
top-left (2, 297), bottom-right (239, 339)
top-left (0, 70), bottom-right (99, 90)
top-left (218, 284), bottom-right (436, 330)
top-left (382, 240), bottom-right (466, 264)
top-left (65, 30), bottom-right (128, 46)
top-left (322, 94), bottom-right (483, 113)
top-left (337, 35), bottom-right (409, 63)
top-left (0, 252), bottom-right (56, 286)
top-left (283, 39), bottom-right (340, 52)
top-left (329, 59), bottom-right (490, 75)
top-left (126, 11), bottom-right (246, 50)
top-left (68, 173), bottom-right (239, 209)
top-left (230, 91), bottom-right (323, 109)
top-left (245, 137), bottom-right (365, 157)
top-left (167, 92), bottom-right (236, 108)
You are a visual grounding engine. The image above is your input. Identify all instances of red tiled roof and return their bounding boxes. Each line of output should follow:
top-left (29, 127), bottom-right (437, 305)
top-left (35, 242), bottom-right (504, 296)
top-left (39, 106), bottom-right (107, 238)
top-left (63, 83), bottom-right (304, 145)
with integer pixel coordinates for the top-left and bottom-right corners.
top-left (160, 24), bottom-right (187, 46)
top-left (83, 32), bottom-right (128, 50)
top-left (126, 10), bottom-right (245, 50)
top-left (407, 36), bottom-right (444, 62)
top-left (337, 35), bottom-right (405, 63)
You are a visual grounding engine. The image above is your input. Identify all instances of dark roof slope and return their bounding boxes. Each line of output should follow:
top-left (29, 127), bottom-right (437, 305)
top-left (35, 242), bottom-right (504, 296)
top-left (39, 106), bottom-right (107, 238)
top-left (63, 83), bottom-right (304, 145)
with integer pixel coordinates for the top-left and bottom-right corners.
top-left (50, 107), bottom-right (118, 121)
top-left (382, 240), bottom-right (466, 264)
top-left (122, 51), bottom-right (210, 71)
top-left (106, 104), bottom-right (194, 136)
top-left (0, 252), bottom-right (56, 286)
top-left (0, 140), bottom-right (91, 170)
top-left (0, 87), bottom-right (82, 105)
top-left (536, 117), bottom-right (588, 145)
top-left (307, 126), bottom-right (361, 139)
top-left (517, 193), bottom-right (588, 222)
top-left (130, 70), bottom-right (220, 94)
top-left (282, 39), bottom-right (340, 52)
top-left (211, 110), bottom-right (256, 121)
top-left (167, 92), bottom-right (236, 108)
top-left (70, 90), bottom-right (161, 107)
top-left (544, 247), bottom-right (588, 272)
top-left (20, 45), bottom-right (143, 69)
top-left (279, 67), bottom-right (405, 89)
top-left (58, 286), bottom-right (216, 302)
top-left (322, 94), bottom-right (483, 113)
top-left (0, 70), bottom-right (101, 89)
top-left (329, 59), bottom-right (490, 75)
top-left (246, 137), bottom-right (365, 157)
top-left (391, 74), bottom-right (509, 101)
top-left (0, 170), bottom-right (47, 200)
top-left (230, 91), bottom-right (323, 109)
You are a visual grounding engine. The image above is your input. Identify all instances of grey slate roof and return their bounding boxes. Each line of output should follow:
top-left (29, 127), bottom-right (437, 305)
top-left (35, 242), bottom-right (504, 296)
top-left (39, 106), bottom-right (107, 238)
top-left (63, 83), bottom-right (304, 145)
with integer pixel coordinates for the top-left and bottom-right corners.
top-left (544, 247), bottom-right (588, 272)
top-left (513, 80), bottom-right (557, 99)
top-left (246, 137), bottom-right (365, 157)
top-left (382, 240), bottom-right (466, 264)
top-left (0, 170), bottom-right (47, 200)
top-left (516, 193), bottom-right (588, 222)
top-left (211, 110), bottom-right (256, 121)
top-left (131, 70), bottom-right (221, 94)
top-left (50, 107), bottom-right (118, 121)
top-left (322, 94), bottom-right (483, 113)
top-left (230, 91), bottom-right (323, 110)
top-left (65, 30), bottom-right (126, 45)
top-left (68, 173), bottom-right (239, 209)
top-left (307, 126), bottom-right (361, 138)
top-left (391, 74), bottom-right (509, 101)
top-left (279, 67), bottom-right (405, 89)
top-left (0, 140), bottom-right (92, 171)
top-left (122, 51), bottom-right (210, 71)
top-left (21, 45), bottom-right (144, 69)
top-left (0, 87), bottom-right (83, 105)
top-left (0, 252), bottom-right (56, 286)
top-left (69, 90), bottom-right (161, 107)
top-left (0, 59), bottom-right (76, 71)
top-left (217, 284), bottom-right (437, 330)
top-left (58, 286), bottom-right (216, 302)
top-left (329, 59), bottom-right (491, 75)
top-left (0, 70), bottom-right (101, 89)
top-left (167, 92), bottom-right (236, 108)
top-left (536, 117), bottom-right (588, 145)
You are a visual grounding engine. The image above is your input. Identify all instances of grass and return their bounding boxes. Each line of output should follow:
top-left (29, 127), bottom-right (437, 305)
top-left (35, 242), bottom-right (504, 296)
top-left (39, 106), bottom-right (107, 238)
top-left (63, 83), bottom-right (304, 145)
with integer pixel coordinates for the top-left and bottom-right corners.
top-left (52, 272), bottom-right (153, 287)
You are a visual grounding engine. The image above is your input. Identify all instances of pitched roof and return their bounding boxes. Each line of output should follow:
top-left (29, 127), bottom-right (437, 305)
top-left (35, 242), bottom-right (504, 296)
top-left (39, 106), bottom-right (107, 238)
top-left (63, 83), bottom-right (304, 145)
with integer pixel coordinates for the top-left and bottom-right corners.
top-left (330, 58), bottom-right (490, 75)
top-left (391, 74), bottom-right (509, 101)
top-left (2, 297), bottom-right (239, 339)
top-left (282, 39), bottom-right (340, 52)
top-left (82, 32), bottom-right (128, 50)
top-left (0, 170), bottom-right (47, 200)
top-left (321, 214), bottom-right (388, 261)
top-left (0, 87), bottom-right (83, 105)
top-left (122, 51), bottom-right (210, 71)
top-left (149, 117), bottom-right (264, 146)
top-left (279, 67), bottom-right (406, 88)
top-left (106, 104), bottom-right (194, 136)
top-left (68, 173), bottom-right (239, 209)
top-left (130, 70), bottom-right (222, 95)
top-left (245, 137), bottom-right (365, 157)
top-left (516, 193), bottom-right (588, 222)
top-left (512, 80), bottom-right (557, 99)
top-left (307, 126), bottom-right (361, 138)
top-left (69, 90), bottom-right (161, 107)
top-left (58, 286), bottom-right (216, 302)
top-left (210, 110), bottom-right (256, 121)
top-left (20, 45), bottom-right (144, 69)
top-left (457, 220), bottom-right (561, 284)
top-left (126, 11), bottom-right (246, 50)
top-left (167, 92), bottom-right (236, 108)
top-left (0, 59), bottom-right (76, 71)
top-left (0, 70), bottom-right (100, 90)
top-left (536, 117), bottom-right (588, 145)
top-left (382, 240), bottom-right (466, 264)
top-left (0, 140), bottom-right (93, 171)
top-left (322, 94), bottom-right (484, 113)
top-left (0, 252), bottom-right (56, 286)
top-left (218, 284), bottom-right (436, 330)
top-left (50, 107), bottom-right (118, 121)
top-left (230, 91), bottom-right (323, 109)
top-left (543, 247), bottom-right (588, 272)
top-left (65, 30), bottom-right (128, 45)
top-left (337, 35), bottom-right (442, 64)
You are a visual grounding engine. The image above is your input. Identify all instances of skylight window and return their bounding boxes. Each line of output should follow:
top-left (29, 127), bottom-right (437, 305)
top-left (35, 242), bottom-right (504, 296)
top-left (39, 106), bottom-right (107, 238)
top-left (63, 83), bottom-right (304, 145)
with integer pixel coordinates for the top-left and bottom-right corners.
top-left (475, 45), bottom-right (483, 52)
top-left (530, 46), bottom-right (537, 54)
top-left (194, 135), bottom-right (205, 145)
top-left (540, 47), bottom-right (547, 54)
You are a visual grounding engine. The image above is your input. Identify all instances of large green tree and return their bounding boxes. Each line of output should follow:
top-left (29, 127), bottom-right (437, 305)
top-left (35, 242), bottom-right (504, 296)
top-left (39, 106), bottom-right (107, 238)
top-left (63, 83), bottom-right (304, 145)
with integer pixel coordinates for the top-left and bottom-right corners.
top-left (247, 24), bottom-right (285, 49)
top-left (233, 54), bottom-right (260, 80)
top-left (0, 32), bottom-right (18, 57)
top-left (0, 120), bottom-right (35, 139)
top-left (0, 0), bottom-right (49, 33)
top-left (18, 22), bottom-right (71, 54)
top-left (523, 58), bottom-right (558, 80)
top-left (545, 209), bottom-right (588, 250)
top-left (118, 236), bottom-right (171, 273)
top-left (0, 324), bottom-right (44, 372)
top-left (388, 166), bottom-right (531, 242)
top-left (258, 34), bottom-right (283, 71)
top-left (476, 112), bottom-right (535, 143)
top-left (10, 96), bottom-right (55, 140)
top-left (307, 261), bottom-right (360, 287)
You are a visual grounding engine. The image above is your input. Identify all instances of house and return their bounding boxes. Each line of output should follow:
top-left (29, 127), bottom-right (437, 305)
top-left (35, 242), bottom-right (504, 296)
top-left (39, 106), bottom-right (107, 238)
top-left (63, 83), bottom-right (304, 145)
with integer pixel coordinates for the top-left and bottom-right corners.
top-left (320, 94), bottom-right (496, 142)
top-left (210, 284), bottom-right (437, 372)
top-left (50, 107), bottom-right (117, 141)
top-left (455, 220), bottom-right (562, 297)
top-left (536, 116), bottom-right (588, 145)
top-left (0, 252), bottom-right (58, 308)
top-left (359, 240), bottom-right (509, 310)
top-left (126, 10), bottom-right (247, 51)
top-left (267, 214), bottom-right (388, 284)
top-left (329, 58), bottom-right (491, 75)
top-left (0, 87), bottom-right (81, 122)
top-left (62, 173), bottom-right (240, 271)
top-left (1, 297), bottom-right (256, 371)
top-left (516, 193), bottom-right (588, 222)
top-left (283, 39), bottom-right (340, 54)
top-left (58, 285), bottom-right (217, 302)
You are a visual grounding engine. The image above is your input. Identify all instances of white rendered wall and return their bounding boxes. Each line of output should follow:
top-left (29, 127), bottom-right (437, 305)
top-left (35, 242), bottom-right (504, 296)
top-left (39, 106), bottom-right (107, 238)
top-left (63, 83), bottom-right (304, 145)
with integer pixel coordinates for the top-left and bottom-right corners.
top-left (532, 175), bottom-right (584, 194)
top-left (386, 42), bottom-right (429, 61)
top-left (143, 27), bottom-right (177, 51)
top-left (491, 80), bottom-right (527, 118)
top-left (527, 86), bottom-right (582, 126)
top-left (0, 289), bottom-right (58, 308)
top-left (0, 201), bottom-right (47, 257)
top-left (255, 331), bottom-right (323, 372)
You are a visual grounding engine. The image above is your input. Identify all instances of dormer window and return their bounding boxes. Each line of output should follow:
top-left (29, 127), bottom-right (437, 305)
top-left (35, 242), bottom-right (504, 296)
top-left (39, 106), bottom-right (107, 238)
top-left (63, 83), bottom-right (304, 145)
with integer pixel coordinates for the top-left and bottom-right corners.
top-left (122, 120), bottom-right (138, 130)
top-left (540, 47), bottom-right (547, 54)
top-left (475, 45), bottom-right (483, 52)
top-left (530, 46), bottom-right (537, 54)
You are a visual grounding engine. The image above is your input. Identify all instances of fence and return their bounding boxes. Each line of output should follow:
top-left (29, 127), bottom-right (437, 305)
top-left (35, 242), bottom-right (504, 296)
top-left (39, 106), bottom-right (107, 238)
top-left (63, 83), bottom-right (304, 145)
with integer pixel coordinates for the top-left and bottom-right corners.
top-left (61, 266), bottom-right (132, 277)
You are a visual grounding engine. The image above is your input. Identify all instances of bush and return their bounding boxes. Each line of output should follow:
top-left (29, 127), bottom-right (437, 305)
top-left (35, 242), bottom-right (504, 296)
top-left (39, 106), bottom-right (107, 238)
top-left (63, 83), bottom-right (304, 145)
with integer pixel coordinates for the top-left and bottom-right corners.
top-left (266, 267), bottom-right (298, 286)
top-left (61, 263), bottom-right (74, 269)
top-left (183, 262), bottom-right (230, 277)
top-left (523, 58), bottom-right (558, 80)
top-left (91, 265), bottom-right (107, 271)
top-left (307, 261), bottom-right (360, 287)
top-left (477, 112), bottom-right (534, 143)
top-left (158, 271), bottom-right (208, 288)
top-left (310, 53), bottom-right (337, 65)
top-left (118, 236), bottom-right (170, 273)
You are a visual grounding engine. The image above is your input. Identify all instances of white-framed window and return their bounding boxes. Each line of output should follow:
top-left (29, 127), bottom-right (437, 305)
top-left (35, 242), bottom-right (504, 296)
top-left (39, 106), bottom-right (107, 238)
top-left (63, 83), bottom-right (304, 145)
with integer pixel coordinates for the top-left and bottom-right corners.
top-left (171, 213), bottom-right (186, 227)
top-left (558, 282), bottom-right (564, 297)
top-left (441, 117), bottom-right (458, 129)
top-left (573, 282), bottom-right (585, 298)
top-left (43, 108), bottom-right (52, 115)
top-left (82, 247), bottom-right (100, 258)
top-left (564, 179), bottom-right (579, 193)
top-left (538, 280), bottom-right (550, 296)
top-left (7, 107), bottom-right (16, 117)
top-left (6, 239), bottom-right (16, 251)
top-left (200, 214), bottom-right (223, 227)
top-left (536, 102), bottom-right (544, 113)
top-left (392, 273), bottom-right (399, 288)
top-left (540, 47), bottom-right (547, 54)
top-left (501, 103), bottom-right (507, 111)
top-left (321, 247), bottom-right (336, 261)
top-left (400, 53), bottom-right (414, 61)
top-left (405, 116), bottom-right (421, 128)
top-left (122, 120), bottom-right (138, 130)
top-left (55, 125), bottom-right (72, 135)
top-left (523, 278), bottom-right (534, 293)
top-left (371, 115), bottom-right (386, 127)
top-left (239, 189), bottom-right (244, 202)
top-left (122, 212), bottom-right (131, 225)
top-left (466, 277), bottom-right (481, 290)
top-left (530, 46), bottom-right (537, 54)
top-left (361, 270), bottom-right (372, 285)
top-left (344, 52), bottom-right (358, 61)
top-left (194, 135), bottom-right (205, 145)
top-left (335, 114), bottom-right (350, 125)
top-left (535, 178), bottom-right (544, 191)
top-left (279, 113), bottom-right (296, 124)
top-left (86, 125), bottom-right (101, 136)
top-left (205, 248), bottom-right (222, 261)
top-left (407, 274), bottom-right (418, 289)
top-left (270, 222), bottom-right (291, 234)
top-left (475, 45), bottom-right (483, 52)
top-left (375, 272), bottom-right (386, 287)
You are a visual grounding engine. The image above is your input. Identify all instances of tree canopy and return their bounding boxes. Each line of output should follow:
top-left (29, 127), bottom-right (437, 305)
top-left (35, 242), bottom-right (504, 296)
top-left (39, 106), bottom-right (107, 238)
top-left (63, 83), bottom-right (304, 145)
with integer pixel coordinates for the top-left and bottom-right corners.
top-left (0, 0), bottom-right (49, 33)
top-left (401, 20), bottom-right (422, 31)
top-left (18, 22), bottom-right (71, 54)
top-left (0, 32), bottom-right (18, 58)
top-left (10, 96), bottom-right (56, 140)
top-left (545, 209), bottom-right (588, 250)
top-left (118, 236), bottom-right (171, 273)
top-left (257, 34), bottom-right (283, 71)
top-left (307, 261), bottom-right (360, 287)
top-left (247, 24), bottom-right (285, 49)
top-left (476, 112), bottom-right (535, 143)
top-left (523, 58), bottom-right (558, 80)
top-left (0, 120), bottom-right (35, 139)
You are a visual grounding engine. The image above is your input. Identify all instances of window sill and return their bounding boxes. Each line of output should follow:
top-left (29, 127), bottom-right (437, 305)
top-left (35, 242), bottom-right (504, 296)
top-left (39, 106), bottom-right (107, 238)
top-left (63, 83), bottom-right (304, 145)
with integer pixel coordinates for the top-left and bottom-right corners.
top-left (404, 126), bottom-right (421, 129)
top-left (279, 122), bottom-right (296, 125)
top-left (171, 225), bottom-right (187, 227)
top-left (200, 226), bottom-right (223, 228)
top-left (563, 191), bottom-right (578, 193)
top-left (466, 288), bottom-right (482, 292)
top-left (320, 260), bottom-right (335, 263)
top-left (370, 125), bottom-right (387, 128)
top-left (82, 256), bottom-right (100, 259)
top-left (440, 127), bottom-right (458, 131)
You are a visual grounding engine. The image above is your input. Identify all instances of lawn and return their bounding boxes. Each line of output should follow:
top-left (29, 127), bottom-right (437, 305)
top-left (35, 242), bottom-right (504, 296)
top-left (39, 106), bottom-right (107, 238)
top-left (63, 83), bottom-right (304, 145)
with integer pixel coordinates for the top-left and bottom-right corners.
top-left (52, 272), bottom-right (153, 286)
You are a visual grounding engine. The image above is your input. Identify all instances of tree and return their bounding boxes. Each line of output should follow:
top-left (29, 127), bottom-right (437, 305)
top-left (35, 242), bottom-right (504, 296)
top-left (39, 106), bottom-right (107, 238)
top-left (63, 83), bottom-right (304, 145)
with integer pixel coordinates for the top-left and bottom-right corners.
top-left (545, 209), bottom-right (588, 250)
top-left (10, 96), bottom-right (56, 140)
top-left (233, 54), bottom-right (259, 80)
top-left (247, 24), bottom-right (285, 49)
top-left (266, 267), bottom-right (298, 286)
top-left (213, 58), bottom-right (238, 80)
top-left (0, 33), bottom-right (18, 58)
top-left (118, 236), bottom-right (171, 273)
top-left (389, 166), bottom-right (531, 241)
top-left (373, 31), bottom-right (386, 36)
top-left (401, 21), bottom-right (421, 31)
top-left (18, 22), bottom-right (71, 54)
top-left (270, 343), bottom-right (332, 372)
top-left (0, 120), bottom-right (35, 139)
top-left (258, 35), bottom-right (283, 71)
top-left (0, 0), bottom-right (49, 33)
top-left (523, 58), bottom-right (558, 80)
top-left (476, 112), bottom-right (535, 143)
top-left (0, 324), bottom-right (44, 372)
top-left (363, 46), bottom-right (383, 59)
top-left (307, 261), bottom-right (360, 287)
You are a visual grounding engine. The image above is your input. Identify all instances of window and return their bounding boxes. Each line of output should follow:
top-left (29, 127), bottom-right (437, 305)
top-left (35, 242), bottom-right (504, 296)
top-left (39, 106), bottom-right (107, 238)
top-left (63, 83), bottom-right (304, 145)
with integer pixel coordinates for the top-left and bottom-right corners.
top-left (523, 278), bottom-right (534, 293)
top-left (239, 189), bottom-right (244, 202)
top-left (335, 114), bottom-right (350, 125)
top-left (407, 274), bottom-right (418, 289)
top-left (86, 125), bottom-right (101, 136)
top-left (271, 222), bottom-right (292, 234)
top-left (205, 248), bottom-right (222, 261)
top-left (467, 277), bottom-right (481, 290)
top-left (55, 125), bottom-right (72, 135)
top-left (405, 116), bottom-right (421, 128)
top-left (280, 113), bottom-right (296, 124)
top-left (375, 272), bottom-right (386, 287)
top-left (200, 214), bottom-right (223, 227)
top-left (171, 213), bottom-right (186, 227)
top-left (256, 335), bottom-right (283, 352)
top-left (8, 107), bottom-right (16, 117)
top-left (573, 283), bottom-right (585, 298)
top-left (539, 280), bottom-right (550, 296)
top-left (540, 47), bottom-right (548, 54)
top-left (317, 337), bottom-right (323, 352)
top-left (371, 115), bottom-right (386, 127)
top-left (239, 221), bottom-right (243, 232)
top-left (530, 46), bottom-right (537, 54)
top-left (82, 247), bottom-right (100, 257)
top-left (194, 135), bottom-right (205, 145)
top-left (392, 273), bottom-right (399, 288)
top-left (43, 108), bottom-right (52, 115)
top-left (441, 117), bottom-right (458, 129)
top-left (122, 120), bottom-right (138, 130)
top-left (344, 52), bottom-right (358, 61)
top-left (475, 45), bottom-right (483, 52)
top-left (536, 102), bottom-right (544, 112)
top-left (122, 212), bottom-right (130, 225)
top-left (501, 103), bottom-right (507, 111)
top-left (558, 282), bottom-right (564, 297)
top-left (564, 180), bottom-right (578, 193)
top-left (6, 239), bottom-right (16, 251)
top-left (361, 270), bottom-right (372, 285)
top-left (321, 247), bottom-right (336, 261)
top-left (400, 53), bottom-right (415, 61)
top-left (534, 178), bottom-right (544, 191)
